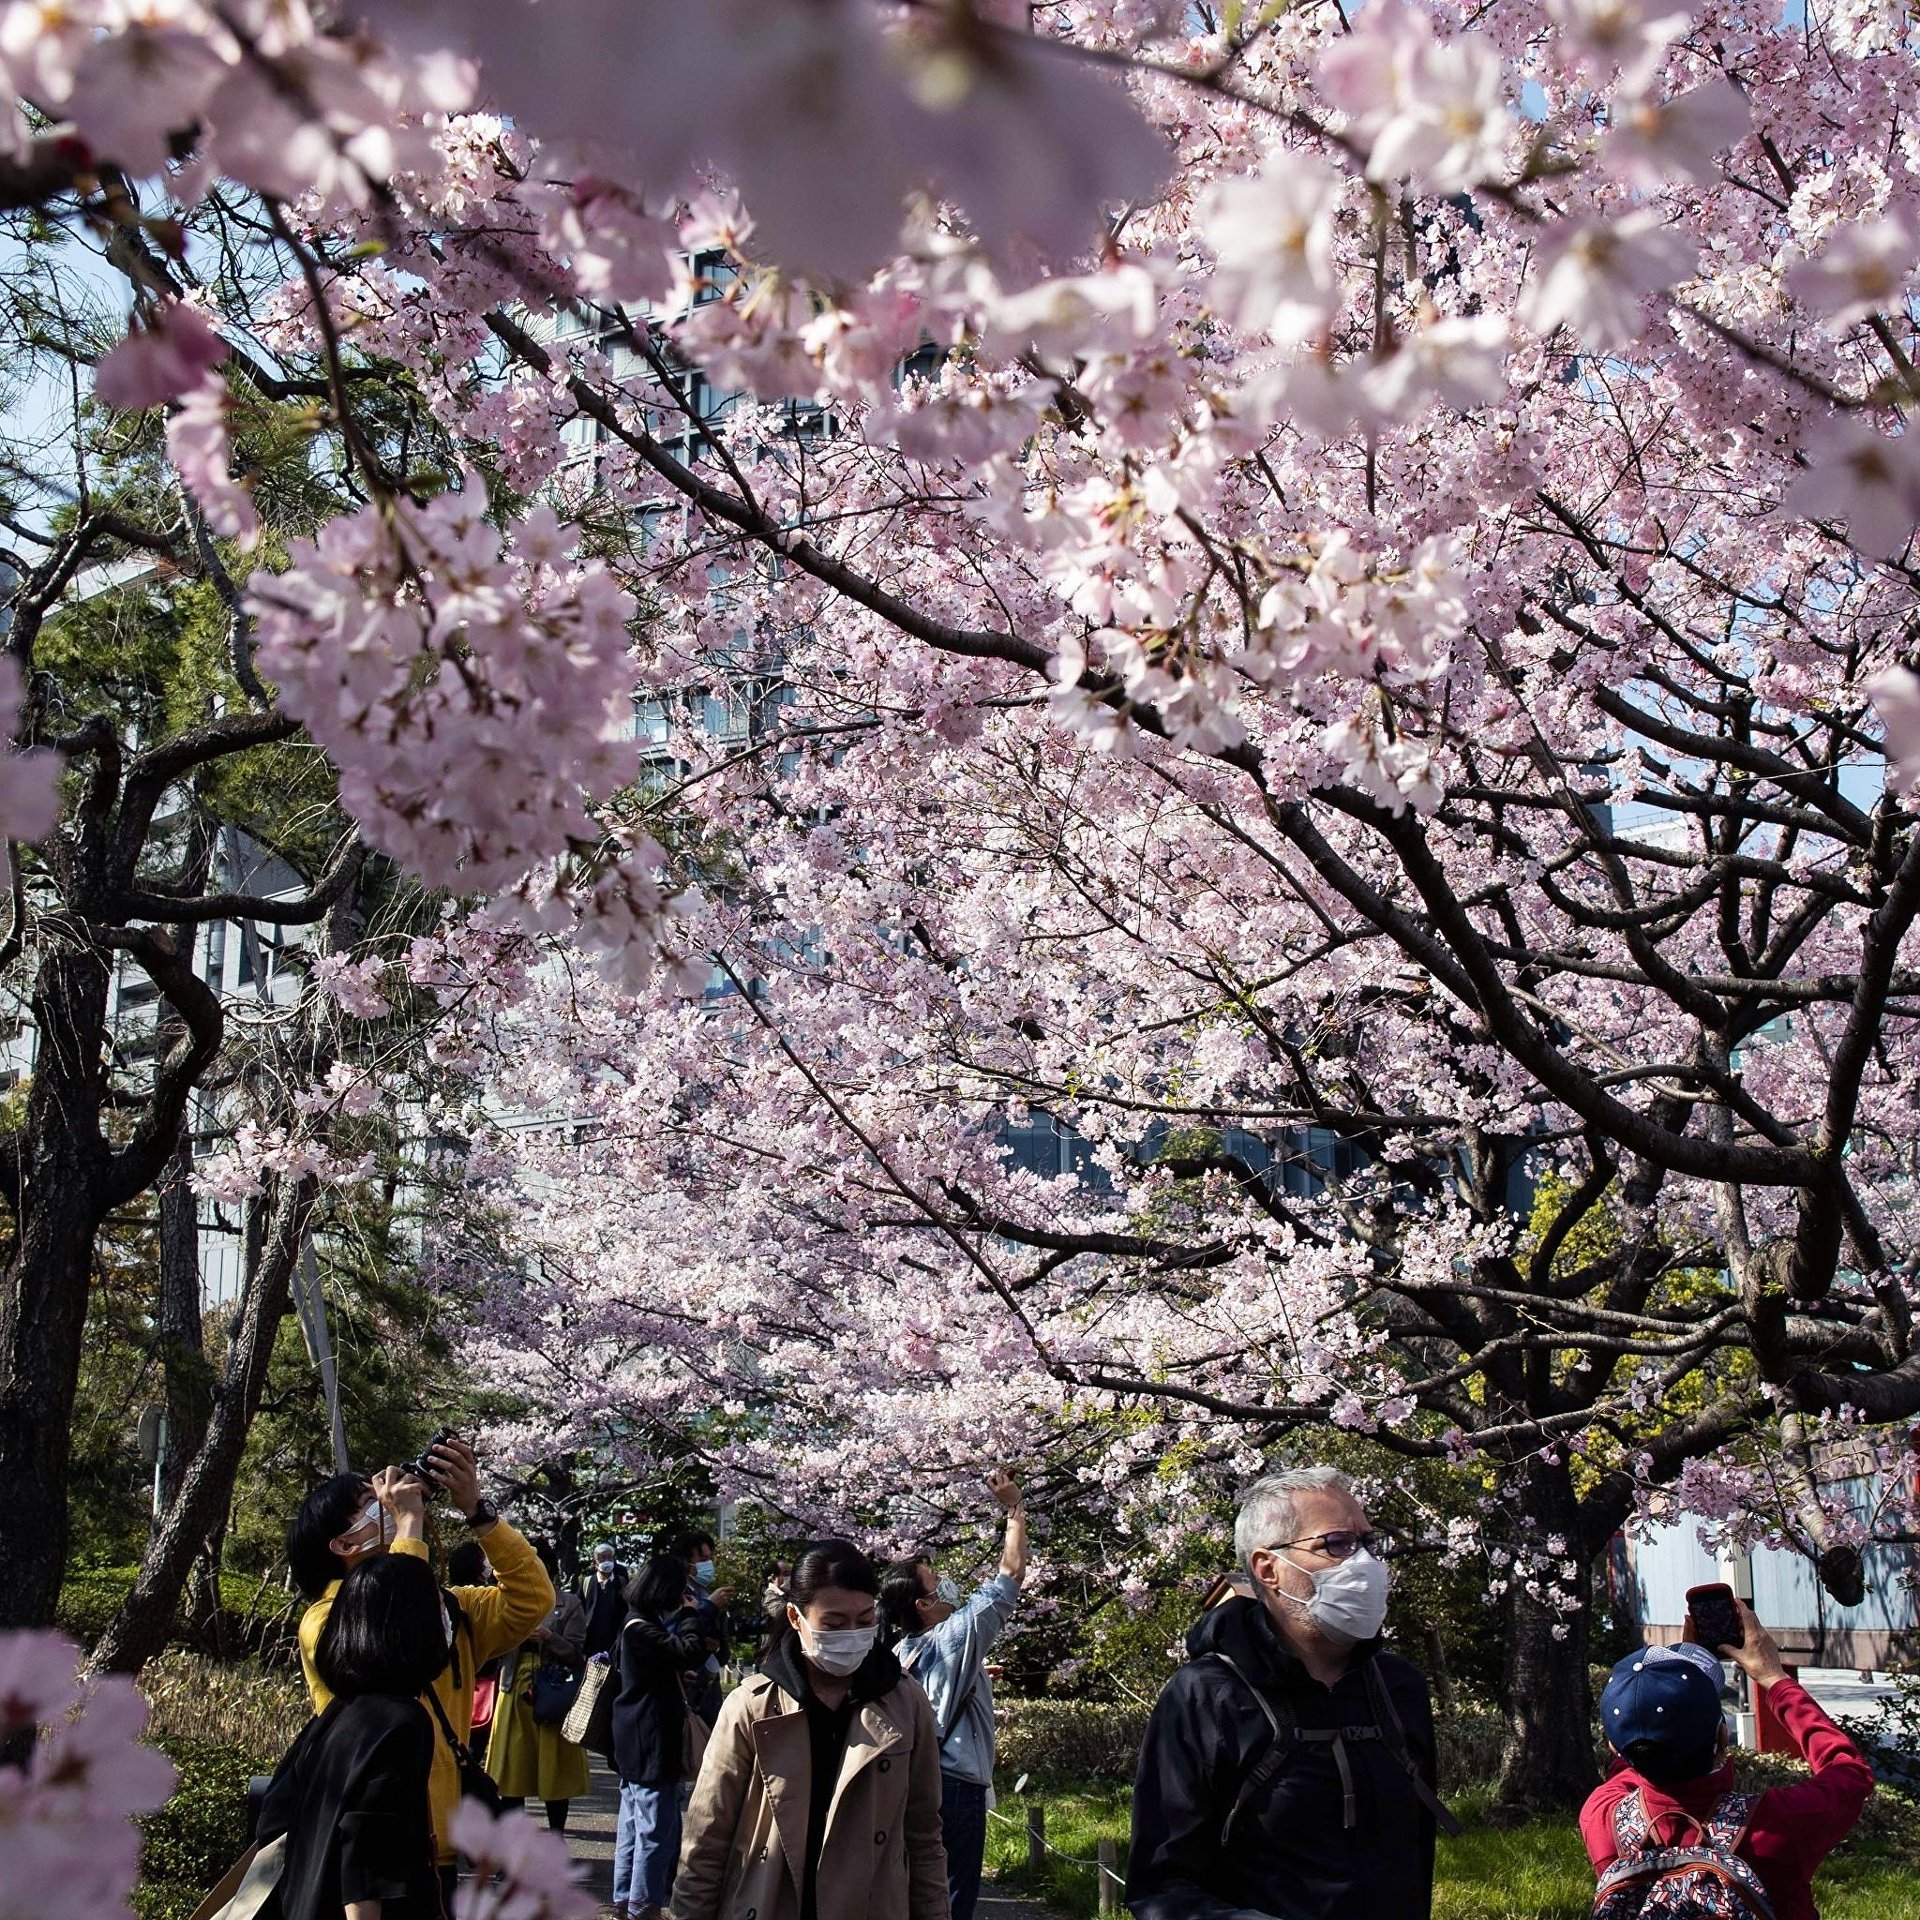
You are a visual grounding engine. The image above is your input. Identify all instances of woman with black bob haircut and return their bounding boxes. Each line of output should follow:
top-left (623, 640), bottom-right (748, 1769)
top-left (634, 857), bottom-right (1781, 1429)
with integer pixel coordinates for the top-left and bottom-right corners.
top-left (607, 1552), bottom-right (711, 1920)
top-left (675, 1537), bottom-right (950, 1920)
top-left (257, 1553), bottom-right (448, 1920)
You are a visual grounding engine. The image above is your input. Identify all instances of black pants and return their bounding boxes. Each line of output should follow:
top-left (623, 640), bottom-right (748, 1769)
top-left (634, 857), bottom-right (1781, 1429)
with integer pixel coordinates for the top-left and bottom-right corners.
top-left (941, 1775), bottom-right (989, 1920)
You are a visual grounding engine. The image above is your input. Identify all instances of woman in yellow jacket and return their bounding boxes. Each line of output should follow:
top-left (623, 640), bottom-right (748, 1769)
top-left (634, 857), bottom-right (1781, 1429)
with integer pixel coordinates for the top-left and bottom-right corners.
top-left (485, 1538), bottom-right (593, 1829)
top-left (675, 1538), bottom-right (950, 1920)
top-left (289, 1440), bottom-right (554, 1906)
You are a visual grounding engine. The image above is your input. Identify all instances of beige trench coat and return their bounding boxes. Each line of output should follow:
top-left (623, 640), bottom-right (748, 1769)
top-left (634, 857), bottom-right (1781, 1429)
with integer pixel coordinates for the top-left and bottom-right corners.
top-left (673, 1670), bottom-right (952, 1920)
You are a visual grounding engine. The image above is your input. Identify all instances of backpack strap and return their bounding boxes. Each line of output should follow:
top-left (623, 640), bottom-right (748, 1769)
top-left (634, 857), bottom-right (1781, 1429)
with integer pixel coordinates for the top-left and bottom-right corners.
top-left (1611, 1786), bottom-right (1655, 1857)
top-left (1701, 1791), bottom-right (1760, 1852)
top-left (1204, 1650), bottom-right (1299, 1844)
top-left (1361, 1657), bottom-right (1464, 1839)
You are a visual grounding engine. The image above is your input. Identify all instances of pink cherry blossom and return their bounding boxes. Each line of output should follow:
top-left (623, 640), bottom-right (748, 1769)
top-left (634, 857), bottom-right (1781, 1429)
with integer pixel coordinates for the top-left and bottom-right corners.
top-left (95, 302), bottom-right (229, 413)
top-left (1519, 207), bottom-right (1698, 351)
top-left (1603, 78), bottom-right (1751, 188)
top-left (0, 1632), bottom-right (175, 1920)
top-left (1865, 665), bottom-right (1920, 790)
top-left (0, 657), bottom-right (61, 846)
top-left (165, 373), bottom-right (258, 549)
top-left (1199, 157), bottom-right (1343, 344)
top-left (1787, 216), bottom-right (1919, 330)
top-left (450, 1802), bottom-right (594, 1920)
top-left (250, 487), bottom-right (644, 897)
top-left (1781, 417), bottom-right (1920, 561)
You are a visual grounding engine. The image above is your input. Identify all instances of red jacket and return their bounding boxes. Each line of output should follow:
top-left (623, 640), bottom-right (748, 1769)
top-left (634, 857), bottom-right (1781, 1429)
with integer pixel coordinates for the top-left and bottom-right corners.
top-left (1581, 1677), bottom-right (1874, 1920)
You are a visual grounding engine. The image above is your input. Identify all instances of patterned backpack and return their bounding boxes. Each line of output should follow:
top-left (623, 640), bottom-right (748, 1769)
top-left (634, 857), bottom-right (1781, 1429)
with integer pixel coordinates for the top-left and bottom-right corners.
top-left (1592, 1789), bottom-right (1776, 1920)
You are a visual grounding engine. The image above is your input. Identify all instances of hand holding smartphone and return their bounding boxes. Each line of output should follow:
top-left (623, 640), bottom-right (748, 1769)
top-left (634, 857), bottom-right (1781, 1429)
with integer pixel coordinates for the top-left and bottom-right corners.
top-left (1685, 1580), bottom-right (1745, 1652)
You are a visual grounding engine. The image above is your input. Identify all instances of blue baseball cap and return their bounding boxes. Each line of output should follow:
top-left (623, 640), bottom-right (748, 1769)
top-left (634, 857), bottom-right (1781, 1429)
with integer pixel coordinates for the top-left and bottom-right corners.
top-left (1600, 1647), bottom-right (1725, 1781)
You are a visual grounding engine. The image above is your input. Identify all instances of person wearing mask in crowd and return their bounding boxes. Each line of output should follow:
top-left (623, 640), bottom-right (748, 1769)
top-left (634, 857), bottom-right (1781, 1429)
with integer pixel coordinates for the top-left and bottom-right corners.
top-left (486, 1538), bottom-right (592, 1833)
top-left (288, 1435), bottom-right (554, 1906)
top-left (674, 1528), bottom-right (733, 1721)
top-left (880, 1469), bottom-right (1029, 1920)
top-left (759, 1561), bottom-right (793, 1660)
top-left (675, 1537), bottom-right (951, 1920)
top-left (581, 1541), bottom-right (631, 1658)
top-left (261, 1553), bottom-right (446, 1920)
top-left (1583, 1597), bottom-right (1873, 1920)
top-left (610, 1553), bottom-right (712, 1920)
top-left (1127, 1466), bottom-right (1445, 1920)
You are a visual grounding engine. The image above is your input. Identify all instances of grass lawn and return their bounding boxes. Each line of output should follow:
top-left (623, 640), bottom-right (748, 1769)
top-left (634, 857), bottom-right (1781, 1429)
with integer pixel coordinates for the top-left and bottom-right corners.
top-left (984, 1779), bottom-right (1920, 1919)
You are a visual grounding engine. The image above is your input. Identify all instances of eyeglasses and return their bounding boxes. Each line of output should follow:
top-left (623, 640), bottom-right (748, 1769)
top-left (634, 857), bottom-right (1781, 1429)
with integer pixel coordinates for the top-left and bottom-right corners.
top-left (1264, 1529), bottom-right (1386, 1562)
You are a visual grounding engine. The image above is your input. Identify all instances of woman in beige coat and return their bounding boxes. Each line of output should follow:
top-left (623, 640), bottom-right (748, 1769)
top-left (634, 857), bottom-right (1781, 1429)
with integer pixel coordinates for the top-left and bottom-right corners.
top-left (675, 1538), bottom-right (951, 1920)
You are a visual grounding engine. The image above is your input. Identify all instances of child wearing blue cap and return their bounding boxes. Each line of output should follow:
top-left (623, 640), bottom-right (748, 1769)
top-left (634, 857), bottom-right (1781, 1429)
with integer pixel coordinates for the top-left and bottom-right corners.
top-left (1581, 1597), bottom-right (1873, 1920)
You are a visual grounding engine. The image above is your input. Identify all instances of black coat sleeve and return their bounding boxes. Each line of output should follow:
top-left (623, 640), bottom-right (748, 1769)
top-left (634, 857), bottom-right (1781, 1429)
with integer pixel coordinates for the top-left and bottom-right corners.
top-left (336, 1709), bottom-right (435, 1905)
top-left (1125, 1668), bottom-right (1283, 1920)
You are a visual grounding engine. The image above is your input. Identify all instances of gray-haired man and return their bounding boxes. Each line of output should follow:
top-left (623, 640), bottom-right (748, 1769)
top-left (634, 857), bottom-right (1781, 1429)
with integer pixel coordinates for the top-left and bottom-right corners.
top-left (1127, 1466), bottom-right (1450, 1920)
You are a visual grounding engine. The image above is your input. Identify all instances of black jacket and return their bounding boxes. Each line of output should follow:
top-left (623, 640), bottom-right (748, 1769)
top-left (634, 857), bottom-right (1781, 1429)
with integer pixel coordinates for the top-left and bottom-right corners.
top-left (613, 1606), bottom-right (709, 1785)
top-left (259, 1694), bottom-right (442, 1920)
top-left (1126, 1598), bottom-right (1437, 1920)
top-left (581, 1567), bottom-right (630, 1657)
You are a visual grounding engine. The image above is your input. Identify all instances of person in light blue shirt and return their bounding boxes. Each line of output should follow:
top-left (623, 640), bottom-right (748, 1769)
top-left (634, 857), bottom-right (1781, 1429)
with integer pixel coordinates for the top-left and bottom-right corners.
top-left (880, 1469), bottom-right (1030, 1920)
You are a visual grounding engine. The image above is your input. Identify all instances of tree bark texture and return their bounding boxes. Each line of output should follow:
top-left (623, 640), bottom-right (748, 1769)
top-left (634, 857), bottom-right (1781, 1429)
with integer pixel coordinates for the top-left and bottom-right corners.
top-left (1495, 1456), bottom-right (1599, 1811)
top-left (156, 1115), bottom-right (209, 1515)
top-left (90, 1172), bottom-right (317, 1675)
top-left (0, 944), bottom-right (112, 1630)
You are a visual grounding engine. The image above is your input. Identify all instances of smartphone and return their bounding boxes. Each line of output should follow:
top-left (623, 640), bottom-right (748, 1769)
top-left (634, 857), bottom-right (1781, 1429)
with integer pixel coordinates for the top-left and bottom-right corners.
top-left (1685, 1581), bottom-right (1744, 1651)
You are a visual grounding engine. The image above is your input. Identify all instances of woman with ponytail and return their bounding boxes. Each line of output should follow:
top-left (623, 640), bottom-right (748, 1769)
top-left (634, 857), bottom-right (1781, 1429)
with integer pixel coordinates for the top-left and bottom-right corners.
top-left (674, 1538), bottom-right (950, 1920)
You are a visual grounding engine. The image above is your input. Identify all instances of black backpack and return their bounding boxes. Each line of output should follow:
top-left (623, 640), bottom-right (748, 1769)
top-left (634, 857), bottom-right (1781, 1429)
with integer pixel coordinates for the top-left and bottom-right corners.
top-left (1204, 1649), bottom-right (1462, 1843)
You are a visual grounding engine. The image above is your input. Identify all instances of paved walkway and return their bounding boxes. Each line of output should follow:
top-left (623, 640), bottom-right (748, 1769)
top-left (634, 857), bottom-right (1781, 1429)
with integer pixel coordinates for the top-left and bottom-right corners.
top-left (556, 1764), bottom-right (1067, 1918)
top-left (558, 1761), bottom-right (618, 1911)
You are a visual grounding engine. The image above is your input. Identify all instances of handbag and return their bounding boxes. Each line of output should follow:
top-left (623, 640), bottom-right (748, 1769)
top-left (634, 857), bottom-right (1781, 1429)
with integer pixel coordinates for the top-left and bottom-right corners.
top-left (529, 1657), bottom-right (584, 1726)
top-left (186, 1834), bottom-right (286, 1920)
top-left (562, 1654), bottom-right (615, 1756)
top-left (428, 1686), bottom-right (503, 1815)
top-left (470, 1670), bottom-right (499, 1734)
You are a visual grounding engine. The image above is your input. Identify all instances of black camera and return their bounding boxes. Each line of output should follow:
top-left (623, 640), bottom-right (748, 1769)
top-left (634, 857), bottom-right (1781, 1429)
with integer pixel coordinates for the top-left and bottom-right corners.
top-left (407, 1427), bottom-right (457, 1485)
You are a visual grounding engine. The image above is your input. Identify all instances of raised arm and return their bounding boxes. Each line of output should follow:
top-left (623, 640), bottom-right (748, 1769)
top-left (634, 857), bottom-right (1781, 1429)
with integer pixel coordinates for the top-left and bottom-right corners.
top-left (427, 1436), bottom-right (554, 1660)
top-left (988, 1469), bottom-right (1029, 1588)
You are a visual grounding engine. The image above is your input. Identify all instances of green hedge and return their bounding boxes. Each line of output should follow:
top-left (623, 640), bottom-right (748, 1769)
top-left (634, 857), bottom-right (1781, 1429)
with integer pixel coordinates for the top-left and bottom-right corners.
top-left (136, 1736), bottom-right (255, 1920)
top-left (995, 1695), bottom-right (1508, 1792)
top-left (59, 1565), bottom-right (303, 1656)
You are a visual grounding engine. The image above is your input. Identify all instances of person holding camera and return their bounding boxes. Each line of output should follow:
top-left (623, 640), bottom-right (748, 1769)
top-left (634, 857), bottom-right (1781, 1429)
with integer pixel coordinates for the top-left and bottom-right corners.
top-left (1583, 1597), bottom-right (1874, 1920)
top-left (287, 1433), bottom-right (554, 1901)
top-left (261, 1554), bottom-right (449, 1920)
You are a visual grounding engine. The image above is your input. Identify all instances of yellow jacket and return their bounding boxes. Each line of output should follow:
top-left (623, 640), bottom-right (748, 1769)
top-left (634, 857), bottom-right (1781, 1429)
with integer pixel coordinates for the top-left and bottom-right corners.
top-left (298, 1524), bottom-right (555, 1863)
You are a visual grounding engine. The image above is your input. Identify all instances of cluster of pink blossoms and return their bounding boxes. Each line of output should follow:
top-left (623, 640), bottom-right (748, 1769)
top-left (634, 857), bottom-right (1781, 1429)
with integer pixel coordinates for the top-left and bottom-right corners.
top-left (0, 659), bottom-right (61, 847)
top-left (249, 487), bottom-right (639, 896)
top-left (0, 1632), bottom-right (176, 1920)
top-left (449, 1801), bottom-right (594, 1920)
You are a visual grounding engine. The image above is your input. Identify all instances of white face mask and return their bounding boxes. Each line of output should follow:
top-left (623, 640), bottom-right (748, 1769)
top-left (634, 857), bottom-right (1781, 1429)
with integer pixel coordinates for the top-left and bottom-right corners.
top-left (792, 1614), bottom-right (877, 1676)
top-left (1272, 1547), bottom-right (1390, 1646)
top-left (338, 1498), bottom-right (388, 1557)
top-left (935, 1576), bottom-right (961, 1607)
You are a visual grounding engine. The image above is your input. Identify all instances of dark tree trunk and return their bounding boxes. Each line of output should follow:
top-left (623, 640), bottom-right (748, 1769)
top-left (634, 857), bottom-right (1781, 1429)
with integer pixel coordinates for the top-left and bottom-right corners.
top-left (0, 945), bottom-right (111, 1630)
top-left (1495, 1454), bottom-right (1600, 1812)
top-left (156, 1115), bottom-right (209, 1514)
top-left (91, 1173), bottom-right (316, 1675)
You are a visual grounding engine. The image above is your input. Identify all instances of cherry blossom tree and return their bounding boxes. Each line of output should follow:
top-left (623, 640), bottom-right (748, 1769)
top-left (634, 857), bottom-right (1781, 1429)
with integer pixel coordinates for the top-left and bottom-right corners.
top-left (2, 0), bottom-right (1920, 1818)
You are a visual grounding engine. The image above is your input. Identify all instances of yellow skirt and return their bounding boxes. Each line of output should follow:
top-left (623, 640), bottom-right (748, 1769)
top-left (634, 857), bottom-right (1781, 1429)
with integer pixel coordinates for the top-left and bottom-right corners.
top-left (484, 1663), bottom-right (592, 1802)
